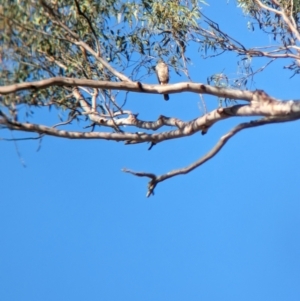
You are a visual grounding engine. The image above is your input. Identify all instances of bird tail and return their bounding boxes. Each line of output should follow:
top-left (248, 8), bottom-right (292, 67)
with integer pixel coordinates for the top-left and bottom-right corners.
top-left (164, 94), bottom-right (169, 101)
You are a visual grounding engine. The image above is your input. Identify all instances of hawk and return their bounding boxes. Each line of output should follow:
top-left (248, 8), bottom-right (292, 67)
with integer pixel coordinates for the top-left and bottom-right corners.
top-left (155, 59), bottom-right (169, 101)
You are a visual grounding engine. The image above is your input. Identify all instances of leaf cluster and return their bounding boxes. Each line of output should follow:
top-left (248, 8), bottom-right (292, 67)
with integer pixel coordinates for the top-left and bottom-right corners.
top-left (0, 0), bottom-right (205, 109)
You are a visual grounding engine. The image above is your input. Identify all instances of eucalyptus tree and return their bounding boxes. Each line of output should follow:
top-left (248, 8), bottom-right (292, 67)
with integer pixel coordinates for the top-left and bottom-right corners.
top-left (1, 0), bottom-right (300, 196)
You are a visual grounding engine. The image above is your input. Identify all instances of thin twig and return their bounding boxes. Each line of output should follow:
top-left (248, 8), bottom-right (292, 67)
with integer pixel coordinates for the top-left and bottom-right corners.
top-left (74, 0), bottom-right (101, 56)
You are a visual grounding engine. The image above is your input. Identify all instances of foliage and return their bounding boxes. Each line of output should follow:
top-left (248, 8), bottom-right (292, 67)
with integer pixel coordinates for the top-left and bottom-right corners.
top-left (0, 0), bottom-right (204, 107)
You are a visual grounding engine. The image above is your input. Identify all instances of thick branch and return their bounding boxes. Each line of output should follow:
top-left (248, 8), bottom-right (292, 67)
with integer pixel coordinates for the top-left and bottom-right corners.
top-left (1, 101), bottom-right (300, 142)
top-left (0, 77), bottom-right (254, 101)
top-left (3, 78), bottom-right (300, 115)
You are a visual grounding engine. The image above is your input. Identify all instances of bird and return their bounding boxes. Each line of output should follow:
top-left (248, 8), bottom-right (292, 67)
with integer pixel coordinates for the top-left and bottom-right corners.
top-left (155, 59), bottom-right (169, 101)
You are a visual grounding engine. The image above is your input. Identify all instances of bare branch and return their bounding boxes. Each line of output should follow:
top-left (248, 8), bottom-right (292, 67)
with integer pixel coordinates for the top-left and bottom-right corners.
top-left (91, 89), bottom-right (98, 112)
top-left (0, 77), bottom-right (254, 101)
top-left (2, 98), bottom-right (300, 147)
top-left (127, 115), bottom-right (299, 197)
top-left (254, 0), bottom-right (282, 15)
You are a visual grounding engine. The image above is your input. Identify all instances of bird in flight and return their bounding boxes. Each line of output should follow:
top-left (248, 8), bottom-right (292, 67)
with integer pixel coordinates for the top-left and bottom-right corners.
top-left (155, 59), bottom-right (169, 101)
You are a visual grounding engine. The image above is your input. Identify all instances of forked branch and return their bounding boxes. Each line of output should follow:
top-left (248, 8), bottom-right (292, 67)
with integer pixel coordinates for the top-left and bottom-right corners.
top-left (124, 116), bottom-right (299, 197)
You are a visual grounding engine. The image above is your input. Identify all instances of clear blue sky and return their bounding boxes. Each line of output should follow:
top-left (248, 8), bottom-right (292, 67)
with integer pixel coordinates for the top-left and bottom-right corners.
top-left (1, 2), bottom-right (300, 300)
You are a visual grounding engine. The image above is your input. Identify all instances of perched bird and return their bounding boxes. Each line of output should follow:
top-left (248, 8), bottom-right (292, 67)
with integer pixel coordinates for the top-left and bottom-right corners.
top-left (155, 59), bottom-right (169, 101)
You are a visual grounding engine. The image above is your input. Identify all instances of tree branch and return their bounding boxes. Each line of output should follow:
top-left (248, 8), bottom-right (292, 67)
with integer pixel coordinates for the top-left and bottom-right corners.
top-left (124, 115), bottom-right (300, 197)
top-left (74, 0), bottom-right (101, 56)
top-left (2, 100), bottom-right (300, 146)
top-left (0, 77), bottom-right (254, 101)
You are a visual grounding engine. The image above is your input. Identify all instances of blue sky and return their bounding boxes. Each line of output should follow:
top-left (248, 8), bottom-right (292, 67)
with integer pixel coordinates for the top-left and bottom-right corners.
top-left (1, 1), bottom-right (300, 300)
